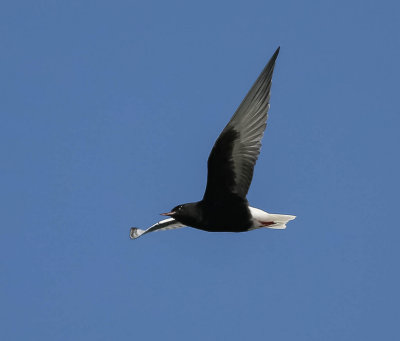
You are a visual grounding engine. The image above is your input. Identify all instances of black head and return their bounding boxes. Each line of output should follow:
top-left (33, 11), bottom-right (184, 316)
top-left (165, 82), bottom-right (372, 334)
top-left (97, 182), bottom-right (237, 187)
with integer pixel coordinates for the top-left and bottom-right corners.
top-left (161, 203), bottom-right (190, 217)
top-left (160, 202), bottom-right (201, 226)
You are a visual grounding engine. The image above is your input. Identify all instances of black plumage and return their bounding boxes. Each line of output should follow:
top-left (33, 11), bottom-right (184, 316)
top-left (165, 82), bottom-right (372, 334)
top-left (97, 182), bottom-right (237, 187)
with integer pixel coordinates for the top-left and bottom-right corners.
top-left (130, 47), bottom-right (295, 239)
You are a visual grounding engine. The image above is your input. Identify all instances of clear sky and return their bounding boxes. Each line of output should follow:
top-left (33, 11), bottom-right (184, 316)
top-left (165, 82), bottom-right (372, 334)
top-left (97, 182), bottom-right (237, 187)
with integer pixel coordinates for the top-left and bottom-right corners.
top-left (1, 1), bottom-right (399, 340)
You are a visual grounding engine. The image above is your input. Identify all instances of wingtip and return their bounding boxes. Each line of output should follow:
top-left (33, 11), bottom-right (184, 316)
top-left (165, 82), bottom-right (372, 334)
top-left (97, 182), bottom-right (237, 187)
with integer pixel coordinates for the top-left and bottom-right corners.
top-left (130, 227), bottom-right (142, 240)
top-left (272, 46), bottom-right (280, 61)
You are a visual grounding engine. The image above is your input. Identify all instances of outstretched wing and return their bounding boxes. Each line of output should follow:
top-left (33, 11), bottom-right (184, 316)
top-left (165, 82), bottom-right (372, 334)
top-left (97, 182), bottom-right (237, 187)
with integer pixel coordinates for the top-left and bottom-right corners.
top-left (203, 47), bottom-right (280, 202)
top-left (130, 218), bottom-right (186, 239)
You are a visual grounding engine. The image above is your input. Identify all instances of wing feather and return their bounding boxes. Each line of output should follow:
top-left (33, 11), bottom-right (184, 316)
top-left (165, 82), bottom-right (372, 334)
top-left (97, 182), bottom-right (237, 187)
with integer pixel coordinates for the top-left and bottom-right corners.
top-left (130, 218), bottom-right (185, 239)
top-left (203, 47), bottom-right (280, 201)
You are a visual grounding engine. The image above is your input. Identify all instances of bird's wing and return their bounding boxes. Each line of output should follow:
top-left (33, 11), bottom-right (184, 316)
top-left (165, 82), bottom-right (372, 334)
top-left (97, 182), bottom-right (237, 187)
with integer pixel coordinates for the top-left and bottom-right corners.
top-left (130, 218), bottom-right (186, 239)
top-left (203, 47), bottom-right (280, 201)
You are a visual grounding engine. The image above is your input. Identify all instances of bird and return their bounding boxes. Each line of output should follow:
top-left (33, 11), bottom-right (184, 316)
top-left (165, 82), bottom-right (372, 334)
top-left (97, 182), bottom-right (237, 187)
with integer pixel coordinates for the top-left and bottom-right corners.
top-left (130, 47), bottom-right (295, 240)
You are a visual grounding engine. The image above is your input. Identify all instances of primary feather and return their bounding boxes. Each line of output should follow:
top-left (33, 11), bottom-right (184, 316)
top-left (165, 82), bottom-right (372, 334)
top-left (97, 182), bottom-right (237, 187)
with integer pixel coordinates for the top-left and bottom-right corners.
top-left (203, 47), bottom-right (279, 201)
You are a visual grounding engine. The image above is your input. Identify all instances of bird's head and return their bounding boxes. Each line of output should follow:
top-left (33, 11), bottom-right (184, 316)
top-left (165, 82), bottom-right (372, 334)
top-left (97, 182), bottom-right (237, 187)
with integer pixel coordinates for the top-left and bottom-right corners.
top-left (161, 204), bottom-right (188, 218)
top-left (161, 202), bottom-right (200, 226)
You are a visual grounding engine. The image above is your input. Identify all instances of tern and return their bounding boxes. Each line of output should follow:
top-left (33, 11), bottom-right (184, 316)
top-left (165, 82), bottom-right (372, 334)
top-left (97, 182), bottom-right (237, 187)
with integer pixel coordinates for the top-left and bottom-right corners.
top-left (130, 47), bottom-right (295, 240)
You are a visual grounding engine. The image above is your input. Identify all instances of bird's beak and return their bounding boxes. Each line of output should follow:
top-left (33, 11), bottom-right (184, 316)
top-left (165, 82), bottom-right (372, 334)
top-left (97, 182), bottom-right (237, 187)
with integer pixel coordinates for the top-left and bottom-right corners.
top-left (160, 211), bottom-right (175, 217)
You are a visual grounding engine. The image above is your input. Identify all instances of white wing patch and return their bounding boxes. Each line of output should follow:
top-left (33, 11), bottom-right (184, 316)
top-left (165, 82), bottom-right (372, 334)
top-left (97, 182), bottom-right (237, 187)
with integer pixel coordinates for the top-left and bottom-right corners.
top-left (130, 218), bottom-right (186, 240)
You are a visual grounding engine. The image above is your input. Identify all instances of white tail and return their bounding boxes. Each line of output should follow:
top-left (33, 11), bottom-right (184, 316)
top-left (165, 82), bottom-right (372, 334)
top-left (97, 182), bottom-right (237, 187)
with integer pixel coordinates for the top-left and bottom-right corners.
top-left (248, 206), bottom-right (296, 230)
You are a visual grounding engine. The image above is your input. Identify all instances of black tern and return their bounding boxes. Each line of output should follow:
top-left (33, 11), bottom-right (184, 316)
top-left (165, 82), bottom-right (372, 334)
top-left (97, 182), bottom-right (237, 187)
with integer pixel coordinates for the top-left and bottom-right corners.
top-left (130, 47), bottom-right (295, 239)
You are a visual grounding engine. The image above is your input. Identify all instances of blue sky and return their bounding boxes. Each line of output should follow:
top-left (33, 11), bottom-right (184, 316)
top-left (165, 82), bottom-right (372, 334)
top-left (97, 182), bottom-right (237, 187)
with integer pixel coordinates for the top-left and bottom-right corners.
top-left (1, 0), bottom-right (399, 340)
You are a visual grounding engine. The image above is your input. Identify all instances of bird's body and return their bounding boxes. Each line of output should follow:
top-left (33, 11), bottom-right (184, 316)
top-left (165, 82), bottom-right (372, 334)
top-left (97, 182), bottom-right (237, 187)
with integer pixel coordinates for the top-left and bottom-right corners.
top-left (130, 47), bottom-right (296, 240)
top-left (170, 198), bottom-right (252, 232)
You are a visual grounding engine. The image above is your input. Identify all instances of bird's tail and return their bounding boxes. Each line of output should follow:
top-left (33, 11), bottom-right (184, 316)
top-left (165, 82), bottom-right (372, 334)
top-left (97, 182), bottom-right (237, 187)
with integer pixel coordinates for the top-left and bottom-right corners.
top-left (248, 207), bottom-right (296, 230)
top-left (262, 213), bottom-right (296, 229)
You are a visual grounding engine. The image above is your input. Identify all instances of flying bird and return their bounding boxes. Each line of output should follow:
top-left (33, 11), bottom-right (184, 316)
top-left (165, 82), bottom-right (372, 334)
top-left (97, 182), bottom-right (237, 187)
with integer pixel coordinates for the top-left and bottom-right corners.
top-left (130, 47), bottom-right (295, 239)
